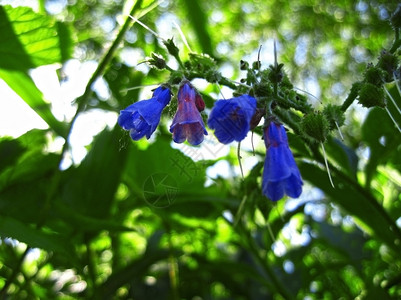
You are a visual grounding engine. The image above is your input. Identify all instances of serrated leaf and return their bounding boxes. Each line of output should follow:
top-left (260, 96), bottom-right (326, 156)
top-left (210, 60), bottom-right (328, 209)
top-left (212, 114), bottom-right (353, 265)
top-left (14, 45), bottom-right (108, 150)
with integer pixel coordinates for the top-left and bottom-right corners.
top-left (0, 5), bottom-right (72, 70)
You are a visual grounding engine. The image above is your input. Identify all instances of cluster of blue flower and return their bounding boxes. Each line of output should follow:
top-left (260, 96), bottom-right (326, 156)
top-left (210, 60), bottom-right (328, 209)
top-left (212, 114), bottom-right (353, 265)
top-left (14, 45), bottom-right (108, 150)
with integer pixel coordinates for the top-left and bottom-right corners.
top-left (118, 80), bottom-right (303, 201)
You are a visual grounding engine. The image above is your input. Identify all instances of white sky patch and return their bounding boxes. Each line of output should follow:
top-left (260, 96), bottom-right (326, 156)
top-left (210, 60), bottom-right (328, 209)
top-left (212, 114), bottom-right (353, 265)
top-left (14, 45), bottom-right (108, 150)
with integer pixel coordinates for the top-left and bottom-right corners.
top-left (45, 0), bottom-right (67, 15)
top-left (119, 48), bottom-right (147, 69)
top-left (0, 0), bottom-right (38, 10)
top-left (1, 57), bottom-right (119, 170)
top-left (241, 39), bottom-right (277, 70)
top-left (304, 76), bottom-right (321, 102)
top-left (155, 12), bottom-right (180, 39)
top-left (207, 160), bottom-right (231, 179)
top-left (0, 79), bottom-right (48, 137)
top-left (396, 217), bottom-right (401, 228)
top-left (30, 65), bottom-right (61, 103)
top-left (93, 76), bottom-right (111, 101)
top-left (64, 109), bottom-right (118, 168)
top-left (220, 63), bottom-right (234, 79)
top-left (272, 239), bottom-right (286, 256)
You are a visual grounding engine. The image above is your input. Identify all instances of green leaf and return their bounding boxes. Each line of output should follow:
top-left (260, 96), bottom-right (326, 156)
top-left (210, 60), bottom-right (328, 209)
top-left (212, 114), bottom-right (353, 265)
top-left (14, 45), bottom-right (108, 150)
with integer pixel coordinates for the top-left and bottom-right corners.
top-left (0, 5), bottom-right (72, 70)
top-left (0, 130), bottom-right (61, 223)
top-left (362, 106), bottom-right (401, 186)
top-left (122, 137), bottom-right (226, 218)
top-left (299, 161), bottom-right (401, 253)
top-left (325, 137), bottom-right (358, 178)
top-left (0, 154), bottom-right (60, 223)
top-left (54, 202), bottom-right (135, 233)
top-left (314, 221), bottom-right (367, 265)
top-left (0, 137), bottom-right (26, 173)
top-left (61, 125), bottom-right (129, 218)
top-left (180, 0), bottom-right (214, 55)
top-left (0, 69), bottom-right (67, 138)
top-left (0, 216), bottom-right (73, 257)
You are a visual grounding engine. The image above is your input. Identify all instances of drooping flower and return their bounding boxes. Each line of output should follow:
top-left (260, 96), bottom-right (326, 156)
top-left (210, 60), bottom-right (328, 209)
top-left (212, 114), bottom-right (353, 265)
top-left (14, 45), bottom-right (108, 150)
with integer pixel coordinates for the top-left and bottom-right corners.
top-left (118, 86), bottom-right (171, 140)
top-left (262, 121), bottom-right (303, 201)
top-left (170, 81), bottom-right (208, 145)
top-left (208, 95), bottom-right (257, 144)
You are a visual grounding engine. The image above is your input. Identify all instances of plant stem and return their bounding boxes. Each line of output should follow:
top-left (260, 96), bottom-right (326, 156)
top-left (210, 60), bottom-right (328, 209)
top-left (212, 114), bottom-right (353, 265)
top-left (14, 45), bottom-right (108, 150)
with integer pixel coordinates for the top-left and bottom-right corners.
top-left (341, 82), bottom-right (360, 112)
top-left (167, 231), bottom-right (180, 300)
top-left (390, 28), bottom-right (400, 53)
top-left (85, 235), bottom-right (98, 299)
top-left (236, 223), bottom-right (294, 300)
top-left (74, 0), bottom-right (144, 115)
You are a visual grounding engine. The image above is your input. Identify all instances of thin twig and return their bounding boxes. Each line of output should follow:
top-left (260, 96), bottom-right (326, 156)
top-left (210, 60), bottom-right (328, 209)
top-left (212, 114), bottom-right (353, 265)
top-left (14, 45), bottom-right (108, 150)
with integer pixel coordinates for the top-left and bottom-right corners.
top-left (384, 84), bottom-right (401, 115)
top-left (385, 106), bottom-right (401, 133)
top-left (335, 121), bottom-right (344, 141)
top-left (321, 142), bottom-right (335, 188)
top-left (237, 142), bottom-right (244, 179)
top-left (173, 20), bottom-right (192, 52)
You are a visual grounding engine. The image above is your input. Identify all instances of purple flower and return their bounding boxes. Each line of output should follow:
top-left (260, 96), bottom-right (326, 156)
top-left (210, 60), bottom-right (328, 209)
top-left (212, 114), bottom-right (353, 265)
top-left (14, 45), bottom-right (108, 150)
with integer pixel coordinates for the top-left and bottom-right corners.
top-left (208, 95), bottom-right (257, 144)
top-left (170, 82), bottom-right (208, 145)
top-left (118, 86), bottom-right (171, 140)
top-left (262, 122), bottom-right (303, 201)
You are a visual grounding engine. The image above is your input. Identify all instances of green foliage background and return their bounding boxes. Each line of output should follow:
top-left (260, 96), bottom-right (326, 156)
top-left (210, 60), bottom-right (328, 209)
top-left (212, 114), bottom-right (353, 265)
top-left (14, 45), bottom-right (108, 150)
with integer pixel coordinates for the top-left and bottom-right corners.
top-left (0, 0), bottom-right (401, 299)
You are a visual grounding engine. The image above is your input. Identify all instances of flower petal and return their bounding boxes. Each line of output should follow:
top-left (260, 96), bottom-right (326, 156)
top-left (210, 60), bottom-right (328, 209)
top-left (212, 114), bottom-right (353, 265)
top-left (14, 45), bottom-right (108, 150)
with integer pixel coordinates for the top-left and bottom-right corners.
top-left (284, 173), bottom-right (303, 198)
top-left (208, 95), bottom-right (256, 144)
top-left (262, 179), bottom-right (285, 202)
top-left (130, 127), bottom-right (147, 140)
top-left (264, 146), bottom-right (292, 181)
top-left (170, 82), bottom-right (207, 145)
top-left (117, 86), bottom-right (171, 140)
top-left (262, 121), bottom-right (303, 201)
top-left (186, 123), bottom-right (206, 145)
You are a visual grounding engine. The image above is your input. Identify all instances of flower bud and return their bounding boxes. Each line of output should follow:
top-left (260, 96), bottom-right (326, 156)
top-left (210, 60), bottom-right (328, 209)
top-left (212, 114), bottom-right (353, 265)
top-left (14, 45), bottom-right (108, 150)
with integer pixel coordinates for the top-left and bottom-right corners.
top-left (301, 112), bottom-right (329, 142)
top-left (268, 63), bottom-right (284, 84)
top-left (240, 60), bottom-right (249, 70)
top-left (149, 53), bottom-right (166, 69)
top-left (358, 83), bottom-right (386, 108)
top-left (195, 92), bottom-right (205, 112)
top-left (323, 104), bottom-right (345, 130)
top-left (250, 108), bottom-right (265, 130)
top-left (252, 61), bottom-right (261, 70)
top-left (364, 64), bottom-right (385, 86)
top-left (377, 50), bottom-right (398, 81)
top-left (163, 38), bottom-right (180, 57)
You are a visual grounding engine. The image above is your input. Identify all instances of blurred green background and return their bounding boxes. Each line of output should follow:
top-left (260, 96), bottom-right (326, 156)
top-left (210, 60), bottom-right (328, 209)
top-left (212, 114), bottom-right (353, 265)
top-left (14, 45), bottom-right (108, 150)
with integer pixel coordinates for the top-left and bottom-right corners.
top-left (0, 0), bottom-right (401, 299)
